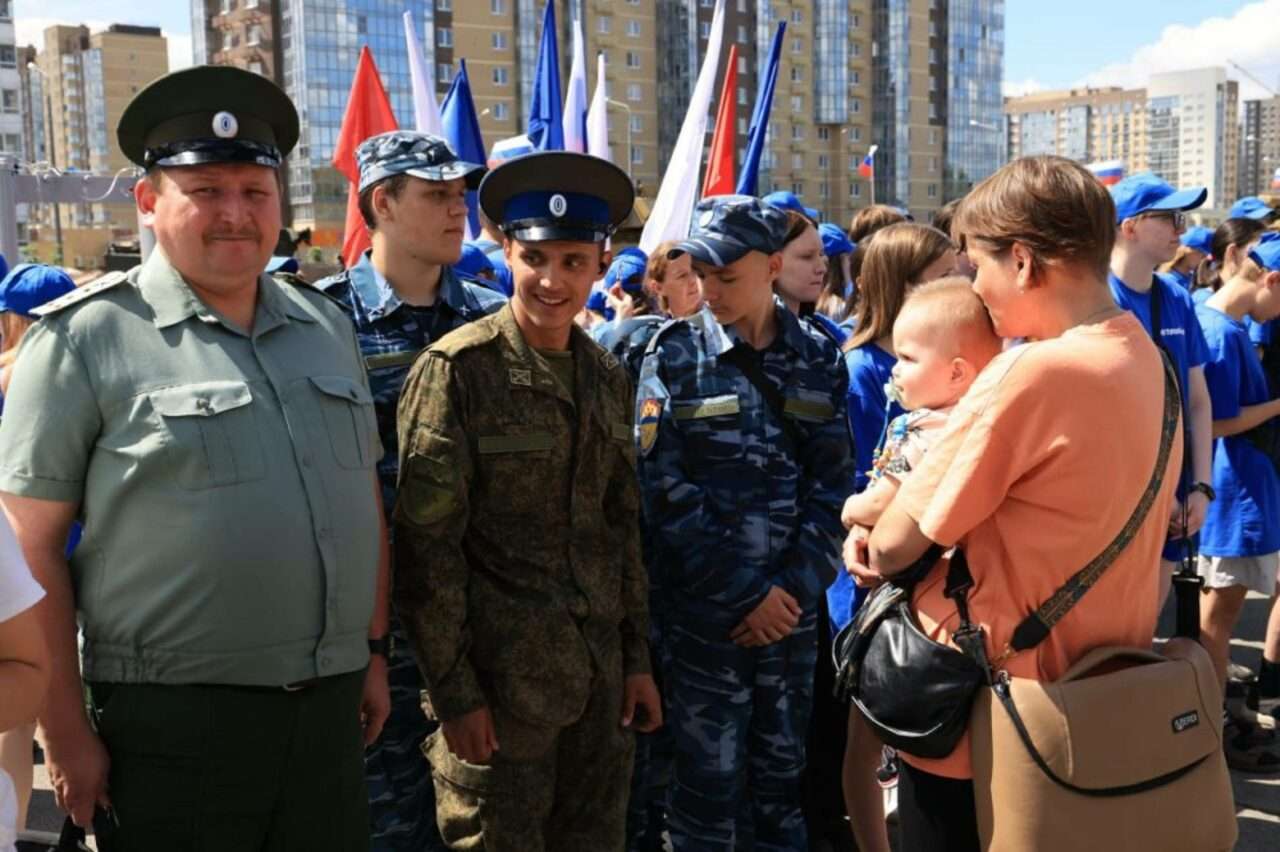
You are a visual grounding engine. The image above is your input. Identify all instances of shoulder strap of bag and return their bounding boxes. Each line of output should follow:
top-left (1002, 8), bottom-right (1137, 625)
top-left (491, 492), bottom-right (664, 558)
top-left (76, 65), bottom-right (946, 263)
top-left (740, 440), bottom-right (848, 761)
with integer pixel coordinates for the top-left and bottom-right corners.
top-left (995, 349), bottom-right (1181, 662)
top-left (719, 343), bottom-right (807, 454)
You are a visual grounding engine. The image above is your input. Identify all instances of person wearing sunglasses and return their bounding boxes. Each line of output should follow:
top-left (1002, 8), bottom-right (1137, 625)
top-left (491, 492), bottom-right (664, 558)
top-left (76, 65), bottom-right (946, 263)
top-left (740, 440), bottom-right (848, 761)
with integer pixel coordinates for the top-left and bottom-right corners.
top-left (1109, 174), bottom-right (1215, 612)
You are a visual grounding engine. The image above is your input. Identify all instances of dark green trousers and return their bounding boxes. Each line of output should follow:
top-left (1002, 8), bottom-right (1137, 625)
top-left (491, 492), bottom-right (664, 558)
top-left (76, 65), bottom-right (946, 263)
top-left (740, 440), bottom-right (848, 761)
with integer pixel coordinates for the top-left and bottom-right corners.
top-left (88, 670), bottom-right (369, 852)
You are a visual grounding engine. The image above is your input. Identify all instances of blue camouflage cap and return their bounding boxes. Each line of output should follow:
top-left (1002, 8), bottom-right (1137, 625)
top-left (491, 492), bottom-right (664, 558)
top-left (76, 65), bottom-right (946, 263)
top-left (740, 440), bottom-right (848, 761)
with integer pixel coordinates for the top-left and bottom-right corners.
top-left (818, 222), bottom-right (855, 257)
top-left (668, 195), bottom-right (790, 268)
top-left (762, 190), bottom-right (819, 221)
top-left (605, 248), bottom-right (648, 294)
top-left (356, 130), bottom-right (485, 193)
top-left (0, 263), bottom-right (75, 318)
top-left (1180, 226), bottom-right (1214, 257)
top-left (1230, 196), bottom-right (1277, 221)
top-left (1248, 232), bottom-right (1280, 272)
top-left (1110, 173), bottom-right (1206, 223)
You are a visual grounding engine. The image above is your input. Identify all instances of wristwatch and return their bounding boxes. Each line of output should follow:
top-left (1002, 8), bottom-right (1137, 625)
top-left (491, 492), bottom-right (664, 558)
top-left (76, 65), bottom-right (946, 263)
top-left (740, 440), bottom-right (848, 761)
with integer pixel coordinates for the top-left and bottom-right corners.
top-left (368, 635), bottom-right (393, 660)
top-left (1190, 481), bottom-right (1216, 502)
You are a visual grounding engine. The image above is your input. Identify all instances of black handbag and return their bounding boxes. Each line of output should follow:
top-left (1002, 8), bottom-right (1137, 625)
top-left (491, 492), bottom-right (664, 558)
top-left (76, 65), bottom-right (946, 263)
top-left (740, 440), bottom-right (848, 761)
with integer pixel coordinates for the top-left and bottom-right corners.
top-left (832, 347), bottom-right (1181, 760)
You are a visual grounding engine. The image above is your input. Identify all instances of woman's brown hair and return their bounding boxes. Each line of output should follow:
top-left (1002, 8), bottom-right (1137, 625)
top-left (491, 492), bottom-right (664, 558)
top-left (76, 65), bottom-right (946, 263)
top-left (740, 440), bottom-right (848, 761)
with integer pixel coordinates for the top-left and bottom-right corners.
top-left (843, 205), bottom-right (909, 317)
top-left (844, 222), bottom-right (954, 350)
top-left (952, 155), bottom-right (1116, 280)
top-left (1196, 218), bottom-right (1267, 292)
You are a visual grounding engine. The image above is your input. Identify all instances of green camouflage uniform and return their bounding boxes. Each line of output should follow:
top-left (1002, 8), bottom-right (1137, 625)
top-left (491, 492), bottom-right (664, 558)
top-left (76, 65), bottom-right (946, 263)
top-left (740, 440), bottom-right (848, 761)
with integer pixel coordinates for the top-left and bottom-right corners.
top-left (392, 302), bottom-right (650, 852)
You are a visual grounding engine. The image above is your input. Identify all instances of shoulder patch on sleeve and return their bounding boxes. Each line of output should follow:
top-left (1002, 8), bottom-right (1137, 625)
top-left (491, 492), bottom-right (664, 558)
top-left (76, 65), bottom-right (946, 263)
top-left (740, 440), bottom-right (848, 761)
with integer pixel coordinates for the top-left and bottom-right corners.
top-left (31, 271), bottom-right (128, 317)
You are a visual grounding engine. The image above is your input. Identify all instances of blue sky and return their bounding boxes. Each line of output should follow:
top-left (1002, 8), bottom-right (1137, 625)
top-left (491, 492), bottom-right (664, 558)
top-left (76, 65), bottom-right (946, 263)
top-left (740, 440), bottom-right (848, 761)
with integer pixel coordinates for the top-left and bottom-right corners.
top-left (17, 0), bottom-right (1280, 101)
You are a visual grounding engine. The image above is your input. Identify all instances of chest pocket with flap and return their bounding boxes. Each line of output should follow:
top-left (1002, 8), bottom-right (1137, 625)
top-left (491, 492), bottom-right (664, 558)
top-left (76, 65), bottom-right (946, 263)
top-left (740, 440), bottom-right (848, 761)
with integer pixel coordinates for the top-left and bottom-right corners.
top-left (149, 381), bottom-right (265, 489)
top-left (309, 375), bottom-right (377, 469)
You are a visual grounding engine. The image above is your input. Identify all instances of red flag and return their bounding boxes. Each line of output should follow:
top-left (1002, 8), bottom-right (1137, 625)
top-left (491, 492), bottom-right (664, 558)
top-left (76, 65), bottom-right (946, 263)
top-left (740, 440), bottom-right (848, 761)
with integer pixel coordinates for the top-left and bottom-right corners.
top-left (333, 46), bottom-right (398, 268)
top-left (702, 44), bottom-right (738, 198)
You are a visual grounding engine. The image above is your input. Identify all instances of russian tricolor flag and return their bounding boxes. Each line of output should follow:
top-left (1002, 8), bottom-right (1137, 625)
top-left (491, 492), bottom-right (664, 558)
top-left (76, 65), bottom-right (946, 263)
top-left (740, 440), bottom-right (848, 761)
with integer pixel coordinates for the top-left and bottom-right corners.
top-left (1271, 166), bottom-right (1280, 191)
top-left (1087, 160), bottom-right (1125, 186)
top-left (488, 134), bottom-right (535, 167)
top-left (858, 145), bottom-right (878, 179)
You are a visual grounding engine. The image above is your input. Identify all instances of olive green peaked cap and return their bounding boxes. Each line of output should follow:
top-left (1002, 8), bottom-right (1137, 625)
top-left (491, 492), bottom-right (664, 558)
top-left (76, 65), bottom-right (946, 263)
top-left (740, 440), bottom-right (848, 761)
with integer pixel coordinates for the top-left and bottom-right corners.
top-left (118, 65), bottom-right (300, 170)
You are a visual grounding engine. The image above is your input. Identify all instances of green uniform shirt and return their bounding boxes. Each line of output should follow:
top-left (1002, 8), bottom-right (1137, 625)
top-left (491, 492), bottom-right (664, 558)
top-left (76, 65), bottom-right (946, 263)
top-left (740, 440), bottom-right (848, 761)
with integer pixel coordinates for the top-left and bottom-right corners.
top-left (0, 250), bottom-right (382, 686)
top-left (393, 303), bottom-right (649, 725)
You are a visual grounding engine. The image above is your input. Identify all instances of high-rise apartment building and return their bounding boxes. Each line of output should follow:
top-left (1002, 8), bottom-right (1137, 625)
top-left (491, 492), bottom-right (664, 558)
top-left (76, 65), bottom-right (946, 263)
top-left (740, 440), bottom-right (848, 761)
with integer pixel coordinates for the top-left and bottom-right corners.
top-left (192, 0), bottom-right (285, 80)
top-left (0, 1), bottom-right (21, 160)
top-left (1147, 67), bottom-right (1237, 213)
top-left (1004, 86), bottom-right (1148, 174)
top-left (1240, 96), bottom-right (1280, 199)
top-left (25, 24), bottom-right (167, 265)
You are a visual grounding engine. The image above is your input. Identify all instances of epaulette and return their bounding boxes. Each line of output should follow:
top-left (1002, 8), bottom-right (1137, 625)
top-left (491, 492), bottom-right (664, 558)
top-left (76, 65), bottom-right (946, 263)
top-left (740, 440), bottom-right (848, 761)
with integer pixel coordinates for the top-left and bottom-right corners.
top-left (31, 271), bottom-right (128, 317)
top-left (276, 271), bottom-right (352, 313)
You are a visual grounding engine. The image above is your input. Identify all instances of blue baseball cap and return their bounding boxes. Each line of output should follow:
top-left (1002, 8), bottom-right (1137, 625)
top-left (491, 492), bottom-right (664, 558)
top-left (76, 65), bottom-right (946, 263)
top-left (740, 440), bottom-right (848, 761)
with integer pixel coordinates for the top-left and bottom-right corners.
top-left (456, 243), bottom-right (496, 280)
top-left (1248, 232), bottom-right (1280, 272)
top-left (585, 289), bottom-right (613, 320)
top-left (0, 263), bottom-right (76, 318)
top-left (818, 222), bottom-right (855, 257)
top-left (1180, 226), bottom-right (1214, 257)
top-left (357, 130), bottom-right (485, 193)
top-left (1229, 196), bottom-right (1276, 221)
top-left (604, 249), bottom-right (648, 294)
top-left (265, 256), bottom-right (299, 274)
top-left (669, 195), bottom-right (791, 268)
top-left (1110, 173), bottom-right (1207, 224)
top-left (762, 190), bottom-right (819, 222)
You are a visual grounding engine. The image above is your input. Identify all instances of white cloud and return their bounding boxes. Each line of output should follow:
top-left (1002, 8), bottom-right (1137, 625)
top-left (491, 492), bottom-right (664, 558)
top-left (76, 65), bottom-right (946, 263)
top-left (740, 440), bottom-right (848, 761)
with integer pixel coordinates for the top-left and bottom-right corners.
top-left (1002, 78), bottom-right (1044, 98)
top-left (1078, 0), bottom-right (1280, 101)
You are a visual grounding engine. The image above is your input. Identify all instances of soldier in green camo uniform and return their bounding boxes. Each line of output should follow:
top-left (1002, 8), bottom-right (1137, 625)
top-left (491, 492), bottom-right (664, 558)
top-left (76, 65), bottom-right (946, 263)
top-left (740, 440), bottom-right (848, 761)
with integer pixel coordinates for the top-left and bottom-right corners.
top-left (392, 151), bottom-right (662, 852)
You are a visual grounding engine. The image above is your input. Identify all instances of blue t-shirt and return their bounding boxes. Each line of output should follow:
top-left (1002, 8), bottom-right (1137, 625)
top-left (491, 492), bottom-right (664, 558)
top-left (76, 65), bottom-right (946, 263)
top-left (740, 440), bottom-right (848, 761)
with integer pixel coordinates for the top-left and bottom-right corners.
top-left (1249, 318), bottom-right (1272, 348)
top-left (1111, 273), bottom-right (1210, 561)
top-left (1157, 269), bottom-right (1194, 290)
top-left (1195, 304), bottom-right (1280, 557)
top-left (829, 343), bottom-right (903, 631)
top-left (1192, 287), bottom-right (1212, 306)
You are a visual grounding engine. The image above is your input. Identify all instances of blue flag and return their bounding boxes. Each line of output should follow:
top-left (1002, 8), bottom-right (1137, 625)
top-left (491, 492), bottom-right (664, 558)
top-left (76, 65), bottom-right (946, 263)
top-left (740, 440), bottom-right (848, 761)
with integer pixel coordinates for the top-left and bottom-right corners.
top-left (736, 21), bottom-right (786, 197)
top-left (528, 0), bottom-right (564, 150)
top-left (441, 60), bottom-right (487, 238)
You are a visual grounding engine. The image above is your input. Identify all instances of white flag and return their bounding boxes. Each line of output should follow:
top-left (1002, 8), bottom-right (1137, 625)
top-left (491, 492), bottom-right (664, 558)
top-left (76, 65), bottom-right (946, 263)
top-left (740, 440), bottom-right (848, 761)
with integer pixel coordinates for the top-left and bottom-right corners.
top-left (587, 52), bottom-right (609, 160)
top-left (639, 0), bottom-right (726, 253)
top-left (562, 16), bottom-right (589, 154)
top-left (404, 12), bottom-right (444, 136)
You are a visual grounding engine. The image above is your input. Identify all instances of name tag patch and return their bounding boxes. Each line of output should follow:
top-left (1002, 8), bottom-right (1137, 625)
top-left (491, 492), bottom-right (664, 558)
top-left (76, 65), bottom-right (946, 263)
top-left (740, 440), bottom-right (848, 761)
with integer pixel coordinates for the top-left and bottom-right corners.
top-left (1171, 710), bottom-right (1199, 734)
top-left (477, 433), bottom-right (554, 454)
top-left (674, 394), bottom-right (741, 421)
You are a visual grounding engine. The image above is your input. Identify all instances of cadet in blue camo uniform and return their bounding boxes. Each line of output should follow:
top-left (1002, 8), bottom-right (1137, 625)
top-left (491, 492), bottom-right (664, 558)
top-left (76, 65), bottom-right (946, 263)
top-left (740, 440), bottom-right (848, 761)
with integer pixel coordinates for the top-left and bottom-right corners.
top-left (635, 197), bottom-right (854, 851)
top-left (592, 248), bottom-right (663, 380)
top-left (315, 130), bottom-right (505, 852)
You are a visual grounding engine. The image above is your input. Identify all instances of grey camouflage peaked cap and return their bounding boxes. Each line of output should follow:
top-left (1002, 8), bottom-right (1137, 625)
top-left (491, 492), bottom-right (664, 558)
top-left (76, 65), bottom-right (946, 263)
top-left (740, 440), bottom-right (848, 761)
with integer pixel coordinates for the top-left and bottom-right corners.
top-left (356, 130), bottom-right (486, 192)
top-left (668, 195), bottom-right (791, 268)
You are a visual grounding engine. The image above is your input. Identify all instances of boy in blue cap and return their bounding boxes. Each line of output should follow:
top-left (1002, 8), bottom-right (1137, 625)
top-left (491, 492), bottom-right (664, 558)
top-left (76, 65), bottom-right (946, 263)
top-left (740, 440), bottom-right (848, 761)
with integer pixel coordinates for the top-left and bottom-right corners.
top-left (635, 195), bottom-right (853, 851)
top-left (315, 129), bottom-right (506, 852)
top-left (1109, 173), bottom-right (1215, 604)
top-left (393, 150), bottom-right (660, 851)
top-left (1194, 232), bottom-right (1280, 769)
top-left (1158, 226), bottom-right (1213, 291)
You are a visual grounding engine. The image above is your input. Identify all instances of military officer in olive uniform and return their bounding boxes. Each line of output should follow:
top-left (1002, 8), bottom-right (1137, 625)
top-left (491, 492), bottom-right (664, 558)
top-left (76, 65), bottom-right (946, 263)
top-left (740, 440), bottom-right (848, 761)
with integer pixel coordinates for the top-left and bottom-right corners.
top-left (315, 130), bottom-right (505, 852)
top-left (0, 66), bottom-right (389, 850)
top-left (393, 151), bottom-right (662, 852)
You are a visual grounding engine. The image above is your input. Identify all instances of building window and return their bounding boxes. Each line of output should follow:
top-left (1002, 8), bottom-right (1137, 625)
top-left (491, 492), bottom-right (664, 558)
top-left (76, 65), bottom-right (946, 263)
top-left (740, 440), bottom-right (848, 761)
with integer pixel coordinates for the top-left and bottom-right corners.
top-left (490, 0), bottom-right (504, 12)
top-left (492, 32), bottom-right (508, 50)
top-left (928, 183), bottom-right (938, 198)
top-left (738, 55), bottom-right (747, 74)
top-left (493, 67), bottom-right (508, 85)
top-left (791, 124), bottom-right (804, 141)
top-left (0, 0), bottom-right (11, 19)
top-left (248, 60), bottom-right (264, 76)
top-left (852, 69), bottom-right (861, 86)
top-left (792, 153), bottom-right (803, 170)
top-left (852, 98), bottom-right (861, 114)
top-left (627, 20), bottom-right (641, 37)
top-left (929, 156), bottom-right (937, 173)
top-left (817, 127), bottom-right (830, 140)
top-left (627, 83), bottom-right (642, 102)
top-left (0, 45), bottom-right (13, 68)
top-left (791, 182), bottom-right (803, 195)
top-left (738, 117), bottom-right (748, 134)
top-left (598, 16), bottom-right (611, 34)
top-left (791, 9), bottom-right (804, 24)
top-left (851, 183), bottom-right (862, 198)
top-left (631, 146), bottom-right (644, 165)
top-left (819, 182), bottom-right (829, 199)
top-left (700, 22), bottom-right (710, 38)
top-left (790, 95), bottom-right (802, 113)
top-left (790, 66), bottom-right (803, 82)
top-left (699, 0), bottom-right (713, 6)
top-left (1, 90), bottom-right (17, 114)
top-left (792, 38), bottom-right (803, 54)
top-left (818, 154), bottom-right (828, 169)
top-left (245, 0), bottom-right (258, 7)
top-left (436, 0), bottom-right (451, 9)
top-left (852, 13), bottom-right (860, 28)
top-left (220, 0), bottom-right (234, 12)
top-left (437, 64), bottom-right (453, 84)
top-left (630, 115), bottom-right (642, 132)
top-left (852, 41), bottom-right (861, 58)
top-left (247, 25), bottom-right (262, 46)
top-left (494, 102), bottom-right (509, 120)
top-left (626, 51), bottom-right (640, 69)
top-left (738, 25), bottom-right (748, 42)
top-left (437, 28), bottom-right (452, 48)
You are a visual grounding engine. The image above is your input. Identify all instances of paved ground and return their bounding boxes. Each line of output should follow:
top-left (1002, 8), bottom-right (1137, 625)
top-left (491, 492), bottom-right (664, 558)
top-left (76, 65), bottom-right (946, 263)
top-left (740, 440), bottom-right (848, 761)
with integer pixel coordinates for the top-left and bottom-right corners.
top-left (20, 593), bottom-right (1280, 850)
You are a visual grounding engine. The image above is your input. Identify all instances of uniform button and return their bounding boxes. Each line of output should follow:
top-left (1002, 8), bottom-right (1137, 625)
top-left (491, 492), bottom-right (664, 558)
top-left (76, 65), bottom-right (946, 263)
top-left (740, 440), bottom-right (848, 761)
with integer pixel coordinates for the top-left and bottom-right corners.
top-left (319, 655), bottom-right (331, 667)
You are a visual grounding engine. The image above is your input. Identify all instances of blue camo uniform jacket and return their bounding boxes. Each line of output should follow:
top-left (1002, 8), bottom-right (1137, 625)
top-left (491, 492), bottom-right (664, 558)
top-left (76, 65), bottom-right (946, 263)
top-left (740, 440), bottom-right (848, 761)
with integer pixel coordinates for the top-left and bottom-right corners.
top-left (635, 302), bottom-right (854, 628)
top-left (317, 252), bottom-right (506, 514)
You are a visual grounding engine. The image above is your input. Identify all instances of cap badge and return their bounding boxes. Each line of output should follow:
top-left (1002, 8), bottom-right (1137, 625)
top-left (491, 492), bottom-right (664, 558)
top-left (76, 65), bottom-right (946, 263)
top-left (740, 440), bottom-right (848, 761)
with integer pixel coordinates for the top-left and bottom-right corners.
top-left (549, 194), bottom-right (568, 218)
top-left (698, 209), bottom-right (715, 228)
top-left (212, 111), bottom-right (239, 139)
